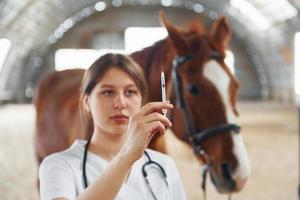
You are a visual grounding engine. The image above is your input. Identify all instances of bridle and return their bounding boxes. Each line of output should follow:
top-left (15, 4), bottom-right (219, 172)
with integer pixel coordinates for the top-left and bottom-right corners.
top-left (171, 52), bottom-right (241, 200)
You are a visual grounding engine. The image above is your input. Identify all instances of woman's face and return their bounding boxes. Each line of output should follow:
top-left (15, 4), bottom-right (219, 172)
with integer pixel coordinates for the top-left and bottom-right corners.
top-left (85, 67), bottom-right (142, 135)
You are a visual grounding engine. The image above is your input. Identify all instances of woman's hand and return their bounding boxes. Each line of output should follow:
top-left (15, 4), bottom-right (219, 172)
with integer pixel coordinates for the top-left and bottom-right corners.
top-left (120, 101), bottom-right (173, 163)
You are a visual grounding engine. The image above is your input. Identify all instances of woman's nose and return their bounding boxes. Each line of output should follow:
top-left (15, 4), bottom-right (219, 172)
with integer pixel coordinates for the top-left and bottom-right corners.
top-left (113, 93), bottom-right (127, 109)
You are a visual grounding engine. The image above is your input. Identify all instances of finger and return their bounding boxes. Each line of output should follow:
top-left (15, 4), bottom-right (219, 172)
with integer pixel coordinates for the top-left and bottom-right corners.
top-left (143, 112), bottom-right (172, 128)
top-left (143, 121), bottom-right (165, 148)
top-left (139, 102), bottom-right (173, 116)
top-left (146, 121), bottom-right (166, 136)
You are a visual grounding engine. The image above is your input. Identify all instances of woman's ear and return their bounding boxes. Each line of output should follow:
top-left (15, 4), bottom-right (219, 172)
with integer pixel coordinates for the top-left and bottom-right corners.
top-left (83, 95), bottom-right (91, 113)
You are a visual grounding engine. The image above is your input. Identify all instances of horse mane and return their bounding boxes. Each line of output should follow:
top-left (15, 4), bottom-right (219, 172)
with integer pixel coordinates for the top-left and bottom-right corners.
top-left (131, 38), bottom-right (169, 78)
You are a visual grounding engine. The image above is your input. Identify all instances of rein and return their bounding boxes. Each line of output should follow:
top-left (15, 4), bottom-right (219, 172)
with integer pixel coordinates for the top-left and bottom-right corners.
top-left (171, 53), bottom-right (240, 200)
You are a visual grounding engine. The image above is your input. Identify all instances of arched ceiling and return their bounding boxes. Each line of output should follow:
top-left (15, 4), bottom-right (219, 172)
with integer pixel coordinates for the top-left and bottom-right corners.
top-left (0, 0), bottom-right (299, 103)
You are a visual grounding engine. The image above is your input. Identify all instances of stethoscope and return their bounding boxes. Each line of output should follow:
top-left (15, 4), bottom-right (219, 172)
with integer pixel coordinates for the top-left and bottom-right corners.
top-left (82, 138), bottom-right (171, 200)
top-left (142, 151), bottom-right (172, 200)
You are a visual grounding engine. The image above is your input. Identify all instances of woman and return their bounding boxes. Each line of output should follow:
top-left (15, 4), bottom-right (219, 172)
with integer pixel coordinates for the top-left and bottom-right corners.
top-left (39, 53), bottom-right (187, 200)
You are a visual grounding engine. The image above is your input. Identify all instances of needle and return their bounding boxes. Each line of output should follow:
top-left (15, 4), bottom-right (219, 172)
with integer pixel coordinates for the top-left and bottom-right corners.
top-left (161, 68), bottom-right (167, 117)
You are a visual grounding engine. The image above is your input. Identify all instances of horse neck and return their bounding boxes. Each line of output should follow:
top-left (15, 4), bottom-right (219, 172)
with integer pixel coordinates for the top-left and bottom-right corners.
top-left (130, 38), bottom-right (190, 142)
top-left (130, 38), bottom-right (175, 102)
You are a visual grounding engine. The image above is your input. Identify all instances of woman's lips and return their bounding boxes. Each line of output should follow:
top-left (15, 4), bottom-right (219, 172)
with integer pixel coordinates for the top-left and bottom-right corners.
top-left (110, 114), bottom-right (129, 124)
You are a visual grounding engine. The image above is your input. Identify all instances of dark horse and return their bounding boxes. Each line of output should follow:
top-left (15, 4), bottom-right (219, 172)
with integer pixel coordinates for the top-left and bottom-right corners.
top-left (34, 13), bottom-right (250, 194)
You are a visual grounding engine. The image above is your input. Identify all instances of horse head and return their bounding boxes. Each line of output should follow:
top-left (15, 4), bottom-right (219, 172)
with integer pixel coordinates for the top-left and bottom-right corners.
top-left (160, 12), bottom-right (250, 193)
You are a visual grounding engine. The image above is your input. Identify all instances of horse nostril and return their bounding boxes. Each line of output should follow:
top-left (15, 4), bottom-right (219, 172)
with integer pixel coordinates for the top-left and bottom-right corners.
top-left (221, 163), bottom-right (236, 190)
top-left (221, 163), bottom-right (231, 179)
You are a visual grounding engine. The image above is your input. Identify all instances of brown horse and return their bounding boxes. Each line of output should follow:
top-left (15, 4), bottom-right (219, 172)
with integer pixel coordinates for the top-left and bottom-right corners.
top-left (34, 13), bottom-right (250, 194)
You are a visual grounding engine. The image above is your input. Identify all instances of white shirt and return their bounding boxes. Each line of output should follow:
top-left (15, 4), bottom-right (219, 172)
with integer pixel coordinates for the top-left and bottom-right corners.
top-left (39, 140), bottom-right (187, 200)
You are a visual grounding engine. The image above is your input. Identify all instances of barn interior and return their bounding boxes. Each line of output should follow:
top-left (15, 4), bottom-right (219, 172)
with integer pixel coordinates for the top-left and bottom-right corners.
top-left (0, 0), bottom-right (299, 199)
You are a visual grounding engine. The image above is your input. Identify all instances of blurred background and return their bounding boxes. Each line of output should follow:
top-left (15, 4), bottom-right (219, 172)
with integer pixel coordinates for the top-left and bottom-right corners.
top-left (0, 0), bottom-right (298, 199)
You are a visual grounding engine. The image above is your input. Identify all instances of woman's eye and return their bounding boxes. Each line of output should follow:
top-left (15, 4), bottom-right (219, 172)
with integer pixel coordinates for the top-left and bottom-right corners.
top-left (102, 90), bottom-right (114, 96)
top-left (125, 90), bottom-right (137, 96)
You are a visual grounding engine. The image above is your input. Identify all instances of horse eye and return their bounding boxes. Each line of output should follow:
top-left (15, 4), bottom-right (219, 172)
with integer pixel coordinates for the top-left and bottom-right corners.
top-left (188, 83), bottom-right (200, 95)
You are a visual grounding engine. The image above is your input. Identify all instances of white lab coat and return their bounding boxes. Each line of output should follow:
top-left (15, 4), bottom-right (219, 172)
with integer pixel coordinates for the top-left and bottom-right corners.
top-left (39, 140), bottom-right (187, 200)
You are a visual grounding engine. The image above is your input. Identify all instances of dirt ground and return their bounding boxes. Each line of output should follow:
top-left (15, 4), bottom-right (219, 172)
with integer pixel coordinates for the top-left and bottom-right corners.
top-left (0, 100), bottom-right (298, 200)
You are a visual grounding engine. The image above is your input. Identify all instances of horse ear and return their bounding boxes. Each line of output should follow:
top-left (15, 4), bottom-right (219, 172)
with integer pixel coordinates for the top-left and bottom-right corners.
top-left (211, 16), bottom-right (231, 49)
top-left (159, 11), bottom-right (189, 54)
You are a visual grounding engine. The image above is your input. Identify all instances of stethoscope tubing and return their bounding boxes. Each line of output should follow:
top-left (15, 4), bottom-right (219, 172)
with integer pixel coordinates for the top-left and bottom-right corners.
top-left (82, 139), bottom-right (171, 200)
top-left (142, 151), bottom-right (172, 200)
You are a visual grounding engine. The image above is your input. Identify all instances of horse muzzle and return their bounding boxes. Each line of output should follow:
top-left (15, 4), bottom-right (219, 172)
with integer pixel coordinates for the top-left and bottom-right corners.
top-left (209, 162), bottom-right (247, 193)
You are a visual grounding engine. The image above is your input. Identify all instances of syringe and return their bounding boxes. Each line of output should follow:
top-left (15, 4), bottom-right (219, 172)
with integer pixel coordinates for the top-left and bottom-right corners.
top-left (161, 69), bottom-right (167, 117)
